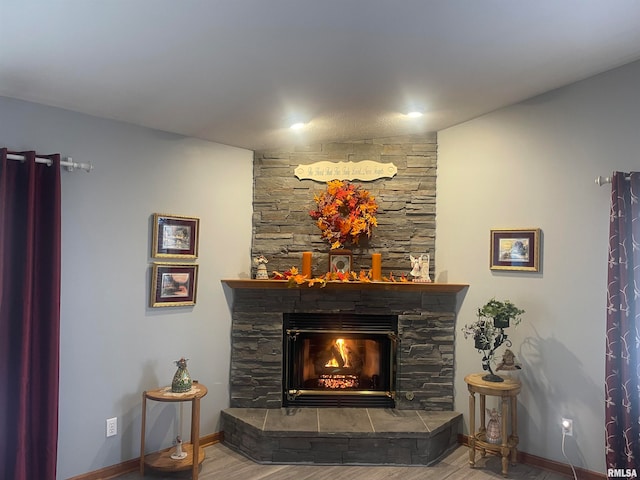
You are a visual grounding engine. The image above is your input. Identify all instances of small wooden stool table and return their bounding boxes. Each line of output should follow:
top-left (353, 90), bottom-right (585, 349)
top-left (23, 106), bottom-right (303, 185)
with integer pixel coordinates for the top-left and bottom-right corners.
top-left (139, 382), bottom-right (208, 479)
top-left (464, 373), bottom-right (521, 477)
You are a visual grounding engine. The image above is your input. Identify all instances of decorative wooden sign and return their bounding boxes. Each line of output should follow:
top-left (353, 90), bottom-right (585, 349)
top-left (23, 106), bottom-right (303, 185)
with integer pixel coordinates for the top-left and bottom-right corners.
top-left (294, 161), bottom-right (397, 182)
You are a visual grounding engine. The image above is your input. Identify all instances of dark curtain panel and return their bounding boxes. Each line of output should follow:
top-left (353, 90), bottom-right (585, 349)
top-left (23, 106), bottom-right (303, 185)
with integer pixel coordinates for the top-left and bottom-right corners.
top-left (605, 171), bottom-right (640, 470)
top-left (0, 149), bottom-right (61, 480)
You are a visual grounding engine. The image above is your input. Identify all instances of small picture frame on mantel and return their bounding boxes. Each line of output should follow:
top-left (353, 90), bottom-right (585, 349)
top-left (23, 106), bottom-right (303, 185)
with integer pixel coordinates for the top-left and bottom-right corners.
top-left (328, 249), bottom-right (353, 274)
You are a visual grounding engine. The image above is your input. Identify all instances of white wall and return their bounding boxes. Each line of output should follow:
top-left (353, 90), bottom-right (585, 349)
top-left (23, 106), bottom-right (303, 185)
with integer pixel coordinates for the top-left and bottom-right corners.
top-left (437, 60), bottom-right (640, 474)
top-left (0, 96), bottom-right (253, 479)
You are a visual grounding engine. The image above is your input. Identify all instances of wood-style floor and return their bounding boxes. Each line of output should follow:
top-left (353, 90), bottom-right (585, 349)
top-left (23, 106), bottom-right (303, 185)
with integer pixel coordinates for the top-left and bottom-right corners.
top-left (117, 442), bottom-right (570, 480)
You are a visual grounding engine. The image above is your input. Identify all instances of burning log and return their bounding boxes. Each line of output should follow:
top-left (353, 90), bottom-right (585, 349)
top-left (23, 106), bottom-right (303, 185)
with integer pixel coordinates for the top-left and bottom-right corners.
top-left (318, 374), bottom-right (359, 389)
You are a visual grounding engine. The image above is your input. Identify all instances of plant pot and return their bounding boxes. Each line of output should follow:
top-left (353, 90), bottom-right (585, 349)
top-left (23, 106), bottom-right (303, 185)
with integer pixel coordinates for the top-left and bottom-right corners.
top-left (474, 336), bottom-right (490, 351)
top-left (493, 315), bottom-right (510, 328)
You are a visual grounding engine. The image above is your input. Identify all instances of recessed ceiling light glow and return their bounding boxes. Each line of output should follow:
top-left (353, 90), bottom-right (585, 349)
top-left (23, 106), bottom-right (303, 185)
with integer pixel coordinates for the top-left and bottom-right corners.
top-left (407, 111), bottom-right (423, 118)
top-left (290, 122), bottom-right (306, 130)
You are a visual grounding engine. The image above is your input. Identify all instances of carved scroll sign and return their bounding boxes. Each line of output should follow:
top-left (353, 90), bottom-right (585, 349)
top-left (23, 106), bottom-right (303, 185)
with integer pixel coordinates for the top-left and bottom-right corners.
top-left (294, 161), bottom-right (397, 183)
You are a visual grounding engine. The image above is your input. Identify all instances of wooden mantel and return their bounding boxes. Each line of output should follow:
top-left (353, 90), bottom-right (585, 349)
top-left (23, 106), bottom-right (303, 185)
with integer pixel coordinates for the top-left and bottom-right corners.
top-left (221, 279), bottom-right (467, 293)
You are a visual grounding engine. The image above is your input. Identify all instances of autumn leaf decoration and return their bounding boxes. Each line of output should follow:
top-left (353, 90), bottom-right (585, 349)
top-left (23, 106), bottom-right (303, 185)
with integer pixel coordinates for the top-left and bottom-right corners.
top-left (271, 268), bottom-right (408, 287)
top-left (309, 180), bottom-right (378, 250)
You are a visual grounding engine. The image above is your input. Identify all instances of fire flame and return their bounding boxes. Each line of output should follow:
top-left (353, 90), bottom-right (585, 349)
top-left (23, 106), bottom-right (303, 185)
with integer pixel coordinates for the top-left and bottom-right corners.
top-left (325, 338), bottom-right (351, 368)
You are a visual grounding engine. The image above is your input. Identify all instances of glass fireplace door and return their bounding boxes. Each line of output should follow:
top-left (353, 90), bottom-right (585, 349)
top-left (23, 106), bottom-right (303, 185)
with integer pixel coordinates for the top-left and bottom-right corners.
top-left (283, 314), bottom-right (397, 408)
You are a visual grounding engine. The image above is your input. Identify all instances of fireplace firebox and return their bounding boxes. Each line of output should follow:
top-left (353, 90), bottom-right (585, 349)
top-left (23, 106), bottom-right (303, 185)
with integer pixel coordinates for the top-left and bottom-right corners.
top-left (283, 313), bottom-right (397, 408)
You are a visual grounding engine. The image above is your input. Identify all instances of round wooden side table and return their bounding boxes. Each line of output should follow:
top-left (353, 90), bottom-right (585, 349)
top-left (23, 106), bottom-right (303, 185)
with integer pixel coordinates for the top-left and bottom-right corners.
top-left (139, 382), bottom-right (208, 480)
top-left (464, 373), bottom-right (521, 477)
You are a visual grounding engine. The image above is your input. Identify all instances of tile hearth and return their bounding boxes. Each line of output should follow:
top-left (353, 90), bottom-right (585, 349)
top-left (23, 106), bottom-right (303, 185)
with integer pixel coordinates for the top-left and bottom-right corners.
top-left (221, 407), bottom-right (461, 466)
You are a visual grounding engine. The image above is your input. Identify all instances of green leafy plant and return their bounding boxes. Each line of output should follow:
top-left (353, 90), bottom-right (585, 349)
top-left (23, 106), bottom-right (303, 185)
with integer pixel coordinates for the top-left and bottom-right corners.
top-left (461, 298), bottom-right (525, 382)
top-left (477, 298), bottom-right (525, 328)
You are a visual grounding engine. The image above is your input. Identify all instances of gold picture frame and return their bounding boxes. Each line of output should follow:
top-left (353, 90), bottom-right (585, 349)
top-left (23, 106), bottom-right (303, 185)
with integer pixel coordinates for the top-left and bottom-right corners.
top-left (151, 213), bottom-right (199, 258)
top-left (150, 263), bottom-right (199, 307)
top-left (490, 228), bottom-right (541, 272)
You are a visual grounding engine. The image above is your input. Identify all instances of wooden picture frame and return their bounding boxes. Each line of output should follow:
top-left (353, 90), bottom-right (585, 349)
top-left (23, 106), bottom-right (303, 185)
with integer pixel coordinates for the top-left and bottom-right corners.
top-left (490, 228), bottom-right (541, 272)
top-left (150, 263), bottom-right (199, 307)
top-left (328, 249), bottom-right (353, 274)
top-left (152, 213), bottom-right (199, 258)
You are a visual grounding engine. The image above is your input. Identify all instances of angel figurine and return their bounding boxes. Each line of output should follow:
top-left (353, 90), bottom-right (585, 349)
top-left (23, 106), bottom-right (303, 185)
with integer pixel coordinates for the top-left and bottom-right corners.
top-left (170, 435), bottom-right (188, 460)
top-left (254, 254), bottom-right (269, 279)
top-left (410, 254), bottom-right (431, 283)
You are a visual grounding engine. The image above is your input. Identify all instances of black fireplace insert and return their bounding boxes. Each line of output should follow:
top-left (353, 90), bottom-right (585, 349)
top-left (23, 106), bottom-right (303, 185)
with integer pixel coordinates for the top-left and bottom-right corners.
top-left (283, 312), bottom-right (397, 408)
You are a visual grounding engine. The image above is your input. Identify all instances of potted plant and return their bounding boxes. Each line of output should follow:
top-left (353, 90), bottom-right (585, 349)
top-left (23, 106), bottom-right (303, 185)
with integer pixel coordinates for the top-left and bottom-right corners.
top-left (461, 298), bottom-right (525, 382)
top-left (477, 298), bottom-right (525, 329)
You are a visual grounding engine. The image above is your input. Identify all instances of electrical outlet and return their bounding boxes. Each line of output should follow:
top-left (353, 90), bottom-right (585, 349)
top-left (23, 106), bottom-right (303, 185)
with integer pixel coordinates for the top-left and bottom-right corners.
top-left (106, 417), bottom-right (117, 437)
top-left (561, 417), bottom-right (573, 436)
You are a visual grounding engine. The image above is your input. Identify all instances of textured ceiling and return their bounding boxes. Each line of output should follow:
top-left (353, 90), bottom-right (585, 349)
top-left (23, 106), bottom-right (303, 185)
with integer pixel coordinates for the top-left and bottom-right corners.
top-left (2, 1), bottom-right (640, 151)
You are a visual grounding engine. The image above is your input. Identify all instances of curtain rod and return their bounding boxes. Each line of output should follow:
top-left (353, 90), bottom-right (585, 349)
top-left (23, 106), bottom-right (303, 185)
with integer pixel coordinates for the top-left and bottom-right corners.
top-left (595, 174), bottom-right (631, 186)
top-left (6, 153), bottom-right (93, 172)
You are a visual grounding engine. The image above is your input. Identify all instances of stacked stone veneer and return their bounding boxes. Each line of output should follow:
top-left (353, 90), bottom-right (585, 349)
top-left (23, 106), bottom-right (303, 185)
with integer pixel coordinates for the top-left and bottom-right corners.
top-left (229, 285), bottom-right (456, 410)
top-left (251, 133), bottom-right (437, 277)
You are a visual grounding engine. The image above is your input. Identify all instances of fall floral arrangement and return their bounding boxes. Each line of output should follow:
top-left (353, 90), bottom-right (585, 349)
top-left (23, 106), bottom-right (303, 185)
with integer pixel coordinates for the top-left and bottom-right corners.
top-left (309, 180), bottom-right (378, 250)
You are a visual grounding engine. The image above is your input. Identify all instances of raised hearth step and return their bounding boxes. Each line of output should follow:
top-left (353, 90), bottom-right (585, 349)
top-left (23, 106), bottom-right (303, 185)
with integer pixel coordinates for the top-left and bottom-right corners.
top-left (221, 408), bottom-right (461, 466)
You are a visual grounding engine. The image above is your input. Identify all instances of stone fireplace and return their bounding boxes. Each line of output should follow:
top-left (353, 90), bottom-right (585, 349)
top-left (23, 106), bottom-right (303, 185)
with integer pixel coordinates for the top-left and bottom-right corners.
top-left (223, 280), bottom-right (465, 410)
top-left (220, 280), bottom-right (467, 466)
top-left (219, 135), bottom-right (466, 465)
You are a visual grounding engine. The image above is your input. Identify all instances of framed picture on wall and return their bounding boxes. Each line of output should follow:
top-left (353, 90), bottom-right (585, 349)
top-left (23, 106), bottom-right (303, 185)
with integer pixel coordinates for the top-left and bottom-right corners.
top-left (152, 213), bottom-right (199, 258)
top-left (490, 228), bottom-right (541, 272)
top-left (150, 263), bottom-right (198, 307)
top-left (150, 263), bottom-right (199, 307)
